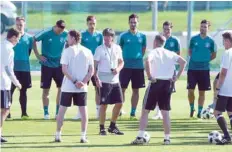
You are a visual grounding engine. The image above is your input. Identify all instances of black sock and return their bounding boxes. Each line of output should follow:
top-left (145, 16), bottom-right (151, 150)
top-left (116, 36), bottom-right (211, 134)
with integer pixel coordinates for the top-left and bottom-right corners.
top-left (110, 121), bottom-right (116, 128)
top-left (100, 124), bottom-right (105, 130)
top-left (216, 115), bottom-right (230, 138)
top-left (229, 115), bottom-right (232, 130)
top-left (19, 89), bottom-right (27, 115)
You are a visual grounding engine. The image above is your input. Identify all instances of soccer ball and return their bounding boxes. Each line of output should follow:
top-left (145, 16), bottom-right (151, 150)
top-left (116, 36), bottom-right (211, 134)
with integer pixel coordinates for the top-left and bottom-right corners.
top-left (201, 108), bottom-right (214, 119)
top-left (143, 132), bottom-right (151, 143)
top-left (208, 131), bottom-right (222, 144)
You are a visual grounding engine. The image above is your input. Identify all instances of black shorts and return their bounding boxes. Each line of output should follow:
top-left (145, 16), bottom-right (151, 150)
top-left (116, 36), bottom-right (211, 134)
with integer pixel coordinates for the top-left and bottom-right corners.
top-left (187, 70), bottom-right (211, 91)
top-left (87, 76), bottom-right (96, 86)
top-left (12, 71), bottom-right (32, 89)
top-left (100, 83), bottom-right (123, 105)
top-left (119, 68), bottom-right (145, 89)
top-left (215, 95), bottom-right (232, 112)
top-left (1, 90), bottom-right (12, 109)
top-left (143, 80), bottom-right (173, 111)
top-left (60, 92), bottom-right (87, 107)
top-left (41, 65), bottom-right (64, 89)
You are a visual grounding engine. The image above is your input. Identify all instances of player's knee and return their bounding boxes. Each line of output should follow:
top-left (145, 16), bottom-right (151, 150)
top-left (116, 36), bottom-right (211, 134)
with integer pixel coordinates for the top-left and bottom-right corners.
top-left (132, 89), bottom-right (139, 95)
top-left (214, 110), bottom-right (222, 118)
top-left (42, 89), bottom-right (50, 98)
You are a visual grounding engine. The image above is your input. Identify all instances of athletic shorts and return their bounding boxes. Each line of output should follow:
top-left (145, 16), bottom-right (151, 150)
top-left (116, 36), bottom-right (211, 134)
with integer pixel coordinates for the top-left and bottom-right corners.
top-left (60, 92), bottom-right (87, 107)
top-left (187, 70), bottom-right (211, 91)
top-left (40, 65), bottom-right (64, 89)
top-left (100, 83), bottom-right (123, 105)
top-left (12, 71), bottom-right (32, 89)
top-left (119, 68), bottom-right (145, 89)
top-left (1, 90), bottom-right (12, 109)
top-left (87, 76), bottom-right (96, 86)
top-left (143, 80), bottom-right (173, 111)
top-left (215, 95), bottom-right (232, 112)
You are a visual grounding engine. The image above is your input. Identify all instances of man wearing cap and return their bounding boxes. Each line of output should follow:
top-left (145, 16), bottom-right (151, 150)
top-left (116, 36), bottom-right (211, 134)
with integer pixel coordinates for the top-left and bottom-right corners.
top-left (33, 20), bottom-right (68, 119)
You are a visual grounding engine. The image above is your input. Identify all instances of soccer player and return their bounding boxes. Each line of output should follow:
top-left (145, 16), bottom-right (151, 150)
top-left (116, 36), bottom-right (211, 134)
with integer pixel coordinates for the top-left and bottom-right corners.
top-left (73, 15), bottom-right (103, 120)
top-left (131, 35), bottom-right (186, 145)
top-left (55, 30), bottom-right (94, 143)
top-left (94, 28), bottom-right (124, 135)
top-left (214, 32), bottom-right (232, 145)
top-left (33, 20), bottom-right (68, 119)
top-left (187, 20), bottom-right (217, 118)
top-left (153, 21), bottom-right (181, 120)
top-left (8, 17), bottom-right (33, 119)
top-left (1, 28), bottom-right (21, 143)
top-left (119, 14), bottom-right (146, 119)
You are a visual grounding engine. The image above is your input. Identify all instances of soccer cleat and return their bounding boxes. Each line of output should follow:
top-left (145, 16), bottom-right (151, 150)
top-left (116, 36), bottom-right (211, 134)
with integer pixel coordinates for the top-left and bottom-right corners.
top-left (54, 136), bottom-right (61, 142)
top-left (190, 110), bottom-right (195, 118)
top-left (44, 114), bottom-right (50, 120)
top-left (80, 137), bottom-right (88, 143)
top-left (99, 129), bottom-right (107, 136)
top-left (152, 114), bottom-right (163, 120)
top-left (163, 139), bottom-right (171, 145)
top-left (130, 115), bottom-right (138, 120)
top-left (108, 126), bottom-right (124, 135)
top-left (1, 137), bottom-right (7, 143)
top-left (197, 113), bottom-right (202, 119)
top-left (131, 137), bottom-right (147, 145)
top-left (216, 137), bottom-right (232, 145)
top-left (21, 114), bottom-right (29, 120)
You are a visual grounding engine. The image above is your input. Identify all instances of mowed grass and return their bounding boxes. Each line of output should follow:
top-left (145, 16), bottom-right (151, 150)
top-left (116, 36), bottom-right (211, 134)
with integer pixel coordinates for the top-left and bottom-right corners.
top-left (2, 76), bottom-right (232, 152)
top-left (26, 10), bottom-right (232, 32)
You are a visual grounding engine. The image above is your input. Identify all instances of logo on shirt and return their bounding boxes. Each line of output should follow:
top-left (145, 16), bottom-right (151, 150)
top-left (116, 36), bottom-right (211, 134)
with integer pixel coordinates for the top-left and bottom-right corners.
top-left (48, 38), bottom-right (52, 42)
top-left (127, 39), bottom-right (131, 43)
top-left (205, 42), bottom-right (210, 48)
top-left (170, 42), bottom-right (175, 47)
top-left (85, 38), bottom-right (88, 41)
top-left (138, 38), bottom-right (143, 43)
top-left (60, 37), bottom-right (65, 43)
top-left (195, 42), bottom-right (198, 46)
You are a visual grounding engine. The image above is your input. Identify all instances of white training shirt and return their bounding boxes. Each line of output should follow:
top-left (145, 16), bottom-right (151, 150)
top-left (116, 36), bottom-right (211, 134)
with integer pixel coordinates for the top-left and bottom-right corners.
top-left (219, 48), bottom-right (232, 97)
top-left (147, 47), bottom-right (179, 80)
top-left (60, 44), bottom-right (93, 93)
top-left (1, 40), bottom-right (20, 90)
top-left (94, 43), bottom-right (123, 83)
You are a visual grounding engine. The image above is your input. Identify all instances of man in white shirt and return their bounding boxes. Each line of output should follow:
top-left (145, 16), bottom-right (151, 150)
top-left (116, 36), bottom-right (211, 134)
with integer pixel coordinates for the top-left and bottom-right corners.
top-left (214, 32), bottom-right (232, 145)
top-left (131, 35), bottom-right (186, 145)
top-left (1, 28), bottom-right (21, 143)
top-left (55, 30), bottom-right (94, 143)
top-left (94, 28), bottom-right (124, 135)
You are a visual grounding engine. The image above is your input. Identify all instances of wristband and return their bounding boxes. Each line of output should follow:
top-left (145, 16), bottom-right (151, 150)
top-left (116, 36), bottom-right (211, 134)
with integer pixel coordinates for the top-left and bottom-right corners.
top-left (73, 80), bottom-right (77, 84)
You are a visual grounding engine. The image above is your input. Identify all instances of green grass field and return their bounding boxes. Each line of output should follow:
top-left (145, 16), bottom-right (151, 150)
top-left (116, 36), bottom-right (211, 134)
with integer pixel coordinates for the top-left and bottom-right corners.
top-left (1, 76), bottom-right (232, 152)
top-left (26, 10), bottom-right (232, 32)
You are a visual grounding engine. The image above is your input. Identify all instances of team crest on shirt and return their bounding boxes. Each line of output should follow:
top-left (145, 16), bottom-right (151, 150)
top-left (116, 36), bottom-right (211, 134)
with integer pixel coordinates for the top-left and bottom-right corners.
top-left (138, 37), bottom-right (143, 43)
top-left (49, 38), bottom-right (52, 42)
top-left (85, 38), bottom-right (88, 41)
top-left (195, 42), bottom-right (198, 46)
top-left (60, 37), bottom-right (65, 43)
top-left (127, 39), bottom-right (131, 43)
top-left (170, 42), bottom-right (175, 47)
top-left (205, 42), bottom-right (210, 48)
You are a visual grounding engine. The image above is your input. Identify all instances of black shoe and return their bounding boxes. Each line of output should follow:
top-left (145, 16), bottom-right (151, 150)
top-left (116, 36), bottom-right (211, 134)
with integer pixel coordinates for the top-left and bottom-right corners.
top-left (197, 113), bottom-right (201, 118)
top-left (1, 137), bottom-right (7, 143)
top-left (99, 129), bottom-right (107, 136)
top-left (108, 126), bottom-right (124, 135)
top-left (216, 137), bottom-right (231, 145)
top-left (163, 139), bottom-right (171, 145)
top-left (7, 113), bottom-right (11, 119)
top-left (190, 110), bottom-right (195, 118)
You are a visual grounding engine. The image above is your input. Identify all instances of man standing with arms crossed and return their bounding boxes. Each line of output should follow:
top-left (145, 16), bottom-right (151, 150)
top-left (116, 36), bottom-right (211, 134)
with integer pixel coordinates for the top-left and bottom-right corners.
top-left (187, 20), bottom-right (217, 118)
top-left (74, 15), bottom-right (103, 120)
top-left (119, 14), bottom-right (146, 119)
top-left (33, 20), bottom-right (68, 119)
top-left (1, 28), bottom-right (21, 143)
top-left (153, 21), bottom-right (181, 120)
top-left (8, 17), bottom-right (33, 119)
top-left (131, 35), bottom-right (186, 145)
top-left (214, 32), bottom-right (232, 145)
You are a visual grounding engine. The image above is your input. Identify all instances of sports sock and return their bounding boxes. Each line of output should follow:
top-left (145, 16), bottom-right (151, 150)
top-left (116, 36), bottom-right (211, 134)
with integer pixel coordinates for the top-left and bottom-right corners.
top-left (130, 108), bottom-right (136, 116)
top-left (138, 130), bottom-right (145, 138)
top-left (229, 115), bottom-right (232, 130)
top-left (109, 121), bottom-right (116, 128)
top-left (44, 106), bottom-right (49, 115)
top-left (198, 105), bottom-right (203, 115)
top-left (56, 131), bottom-right (61, 138)
top-left (165, 134), bottom-right (170, 140)
top-left (216, 114), bottom-right (230, 138)
top-left (100, 124), bottom-right (105, 130)
top-left (19, 88), bottom-right (27, 115)
top-left (190, 103), bottom-right (195, 111)
top-left (81, 131), bottom-right (86, 138)
top-left (56, 105), bottom-right (59, 115)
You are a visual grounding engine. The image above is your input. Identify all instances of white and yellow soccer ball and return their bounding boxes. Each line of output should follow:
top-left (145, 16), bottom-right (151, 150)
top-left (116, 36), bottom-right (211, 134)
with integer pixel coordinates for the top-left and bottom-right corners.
top-left (208, 131), bottom-right (222, 144)
top-left (201, 108), bottom-right (214, 119)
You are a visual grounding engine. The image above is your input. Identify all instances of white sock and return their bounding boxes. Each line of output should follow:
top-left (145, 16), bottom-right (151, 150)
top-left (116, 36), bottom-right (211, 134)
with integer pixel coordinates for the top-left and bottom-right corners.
top-left (81, 131), bottom-right (86, 138)
top-left (96, 105), bottom-right (100, 110)
top-left (56, 131), bottom-right (61, 137)
top-left (138, 130), bottom-right (145, 138)
top-left (165, 134), bottom-right (170, 140)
